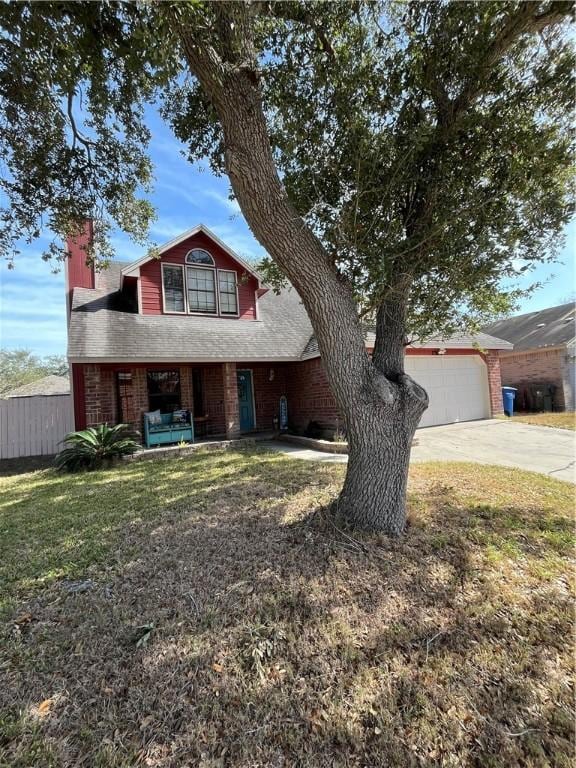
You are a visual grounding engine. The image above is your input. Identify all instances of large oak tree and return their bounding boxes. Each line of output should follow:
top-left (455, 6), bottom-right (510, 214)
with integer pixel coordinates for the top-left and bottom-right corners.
top-left (0, 1), bottom-right (573, 532)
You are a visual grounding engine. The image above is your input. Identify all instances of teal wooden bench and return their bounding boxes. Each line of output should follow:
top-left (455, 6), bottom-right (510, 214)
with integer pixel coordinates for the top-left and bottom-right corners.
top-left (143, 411), bottom-right (194, 448)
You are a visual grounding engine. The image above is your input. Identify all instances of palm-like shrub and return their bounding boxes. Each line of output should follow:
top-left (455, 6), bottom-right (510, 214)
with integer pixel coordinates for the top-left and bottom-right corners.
top-left (55, 423), bottom-right (140, 472)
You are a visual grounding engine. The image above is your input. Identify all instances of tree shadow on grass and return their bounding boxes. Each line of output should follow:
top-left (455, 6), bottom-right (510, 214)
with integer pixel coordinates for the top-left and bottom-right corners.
top-left (0, 455), bottom-right (573, 767)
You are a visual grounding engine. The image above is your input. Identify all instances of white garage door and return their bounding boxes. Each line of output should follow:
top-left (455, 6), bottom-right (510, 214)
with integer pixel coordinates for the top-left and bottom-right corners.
top-left (405, 355), bottom-right (490, 428)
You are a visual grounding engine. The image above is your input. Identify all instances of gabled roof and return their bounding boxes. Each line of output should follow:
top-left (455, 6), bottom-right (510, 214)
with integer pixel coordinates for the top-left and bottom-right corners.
top-left (68, 224), bottom-right (512, 363)
top-left (69, 282), bottom-right (511, 363)
top-left (68, 285), bottom-right (313, 362)
top-left (3, 374), bottom-right (70, 398)
top-left (121, 224), bottom-right (263, 284)
top-left (483, 302), bottom-right (576, 352)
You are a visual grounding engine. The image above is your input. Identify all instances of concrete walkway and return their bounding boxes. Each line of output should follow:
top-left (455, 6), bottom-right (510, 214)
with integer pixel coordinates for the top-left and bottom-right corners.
top-left (261, 440), bottom-right (349, 464)
top-left (260, 419), bottom-right (576, 482)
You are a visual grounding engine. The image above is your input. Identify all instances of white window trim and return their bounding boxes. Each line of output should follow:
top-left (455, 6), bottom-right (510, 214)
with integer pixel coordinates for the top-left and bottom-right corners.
top-left (185, 264), bottom-right (219, 316)
top-left (161, 263), bottom-right (187, 315)
top-left (185, 248), bottom-right (215, 267)
top-left (217, 269), bottom-right (240, 318)
top-left (161, 259), bottom-right (244, 318)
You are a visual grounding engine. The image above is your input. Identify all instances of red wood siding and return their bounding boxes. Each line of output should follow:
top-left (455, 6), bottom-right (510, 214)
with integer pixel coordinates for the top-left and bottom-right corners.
top-left (66, 220), bottom-right (94, 313)
top-left (139, 231), bottom-right (258, 319)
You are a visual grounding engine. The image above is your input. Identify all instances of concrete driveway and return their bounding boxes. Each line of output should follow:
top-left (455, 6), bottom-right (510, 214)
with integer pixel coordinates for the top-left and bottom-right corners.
top-left (411, 419), bottom-right (575, 482)
top-left (261, 419), bottom-right (575, 482)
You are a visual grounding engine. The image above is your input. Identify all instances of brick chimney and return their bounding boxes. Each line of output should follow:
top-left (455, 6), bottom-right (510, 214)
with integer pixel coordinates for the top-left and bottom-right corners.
top-left (65, 219), bottom-right (94, 317)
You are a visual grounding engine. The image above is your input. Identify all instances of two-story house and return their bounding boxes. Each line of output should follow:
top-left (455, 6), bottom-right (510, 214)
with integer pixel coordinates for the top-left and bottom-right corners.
top-left (66, 222), bottom-right (511, 441)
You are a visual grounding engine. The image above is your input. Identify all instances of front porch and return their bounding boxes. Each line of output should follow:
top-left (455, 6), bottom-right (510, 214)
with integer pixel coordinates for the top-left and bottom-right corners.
top-left (75, 361), bottom-right (291, 444)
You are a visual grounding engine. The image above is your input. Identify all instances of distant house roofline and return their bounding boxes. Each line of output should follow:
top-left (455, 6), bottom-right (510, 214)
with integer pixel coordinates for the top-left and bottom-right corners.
top-left (3, 374), bottom-right (70, 399)
top-left (483, 302), bottom-right (575, 352)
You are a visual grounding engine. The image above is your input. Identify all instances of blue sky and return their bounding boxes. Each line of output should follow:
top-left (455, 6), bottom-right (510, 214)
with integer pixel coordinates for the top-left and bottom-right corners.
top-left (0, 107), bottom-right (574, 357)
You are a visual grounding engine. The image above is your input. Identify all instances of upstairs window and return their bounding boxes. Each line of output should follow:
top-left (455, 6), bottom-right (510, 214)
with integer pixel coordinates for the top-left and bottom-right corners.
top-left (186, 248), bottom-right (214, 266)
top-left (187, 266), bottom-right (217, 314)
top-left (161, 248), bottom-right (242, 317)
top-left (218, 270), bottom-right (238, 316)
top-left (162, 264), bottom-right (185, 313)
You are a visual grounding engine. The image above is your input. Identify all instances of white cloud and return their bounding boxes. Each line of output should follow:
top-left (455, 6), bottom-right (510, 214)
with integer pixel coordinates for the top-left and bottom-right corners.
top-left (202, 188), bottom-right (241, 216)
top-left (210, 222), bottom-right (265, 263)
top-left (0, 249), bottom-right (67, 354)
top-left (149, 217), bottom-right (193, 241)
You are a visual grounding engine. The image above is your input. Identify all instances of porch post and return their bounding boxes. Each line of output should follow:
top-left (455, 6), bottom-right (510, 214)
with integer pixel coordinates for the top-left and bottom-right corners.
top-left (222, 362), bottom-right (240, 439)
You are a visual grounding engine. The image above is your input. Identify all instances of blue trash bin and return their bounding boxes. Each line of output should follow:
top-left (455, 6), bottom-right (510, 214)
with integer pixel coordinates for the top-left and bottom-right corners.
top-left (502, 386), bottom-right (517, 417)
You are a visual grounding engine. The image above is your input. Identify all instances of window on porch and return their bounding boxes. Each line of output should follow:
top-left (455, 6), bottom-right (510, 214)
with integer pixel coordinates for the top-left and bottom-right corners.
top-left (147, 370), bottom-right (181, 413)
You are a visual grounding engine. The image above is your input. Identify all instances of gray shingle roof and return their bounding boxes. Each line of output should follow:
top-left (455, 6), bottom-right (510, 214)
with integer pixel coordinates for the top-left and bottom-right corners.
top-left (484, 303), bottom-right (576, 352)
top-left (300, 330), bottom-right (511, 359)
top-left (408, 332), bottom-right (513, 351)
top-left (68, 259), bottom-right (511, 361)
top-left (4, 374), bottom-right (70, 398)
top-left (68, 285), bottom-right (314, 362)
top-left (95, 261), bottom-right (130, 293)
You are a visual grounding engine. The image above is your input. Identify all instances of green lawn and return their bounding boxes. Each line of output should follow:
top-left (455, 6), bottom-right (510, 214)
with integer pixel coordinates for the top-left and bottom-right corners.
top-left (1, 450), bottom-right (574, 767)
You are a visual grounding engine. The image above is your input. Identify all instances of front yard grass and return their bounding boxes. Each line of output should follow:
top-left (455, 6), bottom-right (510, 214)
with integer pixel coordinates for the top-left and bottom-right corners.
top-left (1, 450), bottom-right (573, 767)
top-left (506, 412), bottom-right (576, 430)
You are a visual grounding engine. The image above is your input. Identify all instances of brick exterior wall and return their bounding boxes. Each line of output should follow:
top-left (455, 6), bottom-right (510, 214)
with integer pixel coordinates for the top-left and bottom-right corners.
top-left (284, 350), bottom-right (504, 433)
top-left (83, 364), bottom-right (102, 426)
top-left (221, 362), bottom-right (240, 438)
top-left (284, 358), bottom-right (339, 434)
top-left (75, 350), bottom-right (504, 440)
top-left (498, 348), bottom-right (565, 410)
top-left (561, 349), bottom-right (575, 411)
top-left (81, 363), bottom-right (235, 439)
top-left (201, 366), bottom-right (226, 436)
top-left (484, 351), bottom-right (504, 417)
top-left (243, 363), bottom-right (288, 431)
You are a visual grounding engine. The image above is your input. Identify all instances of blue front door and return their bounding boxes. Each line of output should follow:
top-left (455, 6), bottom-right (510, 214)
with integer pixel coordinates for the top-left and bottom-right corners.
top-left (237, 370), bottom-right (255, 432)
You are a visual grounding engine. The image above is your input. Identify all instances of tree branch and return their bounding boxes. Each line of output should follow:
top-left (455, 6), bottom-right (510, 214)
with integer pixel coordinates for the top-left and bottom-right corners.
top-left (170, 1), bottom-right (375, 409)
top-left (261, 1), bottom-right (337, 60)
top-left (67, 90), bottom-right (95, 165)
top-left (452, 1), bottom-right (573, 116)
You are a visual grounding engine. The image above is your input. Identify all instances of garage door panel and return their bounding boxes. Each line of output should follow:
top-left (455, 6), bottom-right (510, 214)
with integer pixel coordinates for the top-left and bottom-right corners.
top-left (405, 355), bottom-right (490, 428)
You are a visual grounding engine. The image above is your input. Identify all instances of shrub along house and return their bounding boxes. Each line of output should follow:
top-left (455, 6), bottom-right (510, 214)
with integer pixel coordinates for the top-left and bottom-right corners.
top-left (66, 222), bottom-right (511, 444)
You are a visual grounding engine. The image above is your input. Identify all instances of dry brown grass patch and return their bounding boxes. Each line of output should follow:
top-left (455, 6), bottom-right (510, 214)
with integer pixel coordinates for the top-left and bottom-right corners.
top-left (0, 451), bottom-right (573, 767)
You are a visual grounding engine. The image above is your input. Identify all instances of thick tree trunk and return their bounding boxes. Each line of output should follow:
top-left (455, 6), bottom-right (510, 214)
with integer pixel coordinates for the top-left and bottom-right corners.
top-left (338, 287), bottom-right (428, 532)
top-left (174, 6), bottom-right (429, 533)
top-left (338, 382), bottom-right (427, 533)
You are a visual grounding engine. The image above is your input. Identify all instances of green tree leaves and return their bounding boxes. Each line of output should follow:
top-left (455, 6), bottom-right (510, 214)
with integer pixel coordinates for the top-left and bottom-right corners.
top-left (0, 1), bottom-right (572, 337)
top-left (0, 348), bottom-right (68, 395)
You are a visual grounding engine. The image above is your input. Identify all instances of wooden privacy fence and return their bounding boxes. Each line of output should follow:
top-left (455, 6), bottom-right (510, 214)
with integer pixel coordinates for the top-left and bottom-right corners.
top-left (0, 395), bottom-right (74, 459)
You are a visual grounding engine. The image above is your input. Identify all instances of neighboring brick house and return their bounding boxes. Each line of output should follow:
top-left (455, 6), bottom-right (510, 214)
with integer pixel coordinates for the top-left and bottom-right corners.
top-left (484, 303), bottom-right (576, 412)
top-left (66, 222), bottom-right (511, 441)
